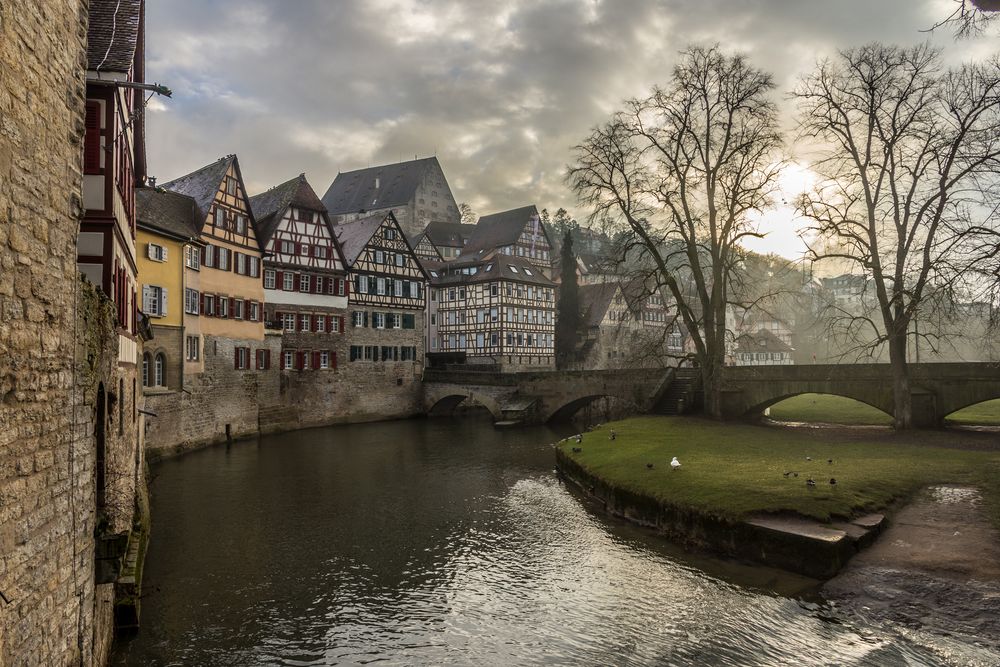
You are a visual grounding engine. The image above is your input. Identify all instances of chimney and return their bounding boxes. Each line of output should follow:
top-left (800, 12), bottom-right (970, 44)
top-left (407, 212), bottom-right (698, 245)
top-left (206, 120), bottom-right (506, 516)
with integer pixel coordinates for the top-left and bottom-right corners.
top-left (148, 176), bottom-right (157, 187)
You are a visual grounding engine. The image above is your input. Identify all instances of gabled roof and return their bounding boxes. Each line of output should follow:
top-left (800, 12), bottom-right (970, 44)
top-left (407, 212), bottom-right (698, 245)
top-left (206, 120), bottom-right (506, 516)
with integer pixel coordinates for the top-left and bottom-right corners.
top-left (734, 329), bottom-right (794, 354)
top-left (321, 156), bottom-right (443, 215)
top-left (423, 221), bottom-right (476, 249)
top-left (160, 155), bottom-right (239, 221)
top-left (424, 255), bottom-right (554, 287)
top-left (578, 283), bottom-right (622, 328)
top-left (333, 213), bottom-right (390, 266)
top-left (463, 205), bottom-right (547, 256)
top-left (136, 187), bottom-right (200, 241)
top-left (248, 173), bottom-right (328, 247)
top-left (88, 0), bottom-right (143, 73)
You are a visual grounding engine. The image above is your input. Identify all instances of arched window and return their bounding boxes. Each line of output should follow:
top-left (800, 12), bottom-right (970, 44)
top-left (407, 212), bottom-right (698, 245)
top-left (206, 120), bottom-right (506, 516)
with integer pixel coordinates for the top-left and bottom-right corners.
top-left (155, 353), bottom-right (165, 387)
top-left (142, 353), bottom-right (151, 387)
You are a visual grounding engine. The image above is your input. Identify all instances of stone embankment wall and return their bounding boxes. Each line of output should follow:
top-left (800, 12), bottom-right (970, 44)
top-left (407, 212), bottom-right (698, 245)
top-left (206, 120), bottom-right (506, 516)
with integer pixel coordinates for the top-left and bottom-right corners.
top-left (0, 1), bottom-right (98, 663)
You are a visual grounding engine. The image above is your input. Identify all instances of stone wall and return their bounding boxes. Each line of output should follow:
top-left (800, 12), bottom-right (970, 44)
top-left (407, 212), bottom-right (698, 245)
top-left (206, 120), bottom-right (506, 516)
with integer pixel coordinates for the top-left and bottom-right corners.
top-left (0, 0), bottom-right (100, 663)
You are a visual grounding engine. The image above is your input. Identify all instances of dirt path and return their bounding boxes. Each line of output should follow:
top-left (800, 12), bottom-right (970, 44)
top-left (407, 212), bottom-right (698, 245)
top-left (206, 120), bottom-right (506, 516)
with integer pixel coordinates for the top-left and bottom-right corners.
top-left (824, 485), bottom-right (1000, 650)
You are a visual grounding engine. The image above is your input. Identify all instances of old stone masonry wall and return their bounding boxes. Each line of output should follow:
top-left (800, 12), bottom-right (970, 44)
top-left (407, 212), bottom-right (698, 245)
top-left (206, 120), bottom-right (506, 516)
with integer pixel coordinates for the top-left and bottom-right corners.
top-left (0, 1), bottom-right (102, 664)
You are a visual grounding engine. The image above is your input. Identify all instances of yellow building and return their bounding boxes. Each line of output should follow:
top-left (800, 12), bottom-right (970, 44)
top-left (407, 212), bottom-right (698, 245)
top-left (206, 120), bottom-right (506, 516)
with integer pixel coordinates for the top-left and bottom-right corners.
top-left (136, 188), bottom-right (203, 389)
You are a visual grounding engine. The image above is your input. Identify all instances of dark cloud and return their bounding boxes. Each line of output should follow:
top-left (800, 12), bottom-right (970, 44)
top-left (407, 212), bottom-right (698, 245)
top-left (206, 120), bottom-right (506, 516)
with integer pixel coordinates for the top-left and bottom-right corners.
top-left (145, 0), bottom-right (991, 256)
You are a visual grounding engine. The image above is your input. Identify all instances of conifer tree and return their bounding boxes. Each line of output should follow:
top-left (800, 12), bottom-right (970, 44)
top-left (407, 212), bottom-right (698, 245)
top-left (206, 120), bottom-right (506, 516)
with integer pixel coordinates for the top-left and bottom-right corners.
top-left (556, 230), bottom-right (581, 369)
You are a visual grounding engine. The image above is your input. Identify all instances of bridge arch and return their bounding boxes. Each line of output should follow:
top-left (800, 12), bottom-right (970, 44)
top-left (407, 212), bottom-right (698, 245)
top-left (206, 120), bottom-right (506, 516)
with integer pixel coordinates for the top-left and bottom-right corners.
top-left (425, 390), bottom-right (503, 420)
top-left (545, 394), bottom-right (638, 423)
top-left (755, 392), bottom-right (893, 424)
top-left (942, 396), bottom-right (1000, 425)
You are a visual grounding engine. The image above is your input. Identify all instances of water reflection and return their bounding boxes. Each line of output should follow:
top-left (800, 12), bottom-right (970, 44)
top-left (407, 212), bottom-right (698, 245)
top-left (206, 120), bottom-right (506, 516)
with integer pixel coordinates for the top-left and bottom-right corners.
top-left (114, 415), bottom-right (998, 666)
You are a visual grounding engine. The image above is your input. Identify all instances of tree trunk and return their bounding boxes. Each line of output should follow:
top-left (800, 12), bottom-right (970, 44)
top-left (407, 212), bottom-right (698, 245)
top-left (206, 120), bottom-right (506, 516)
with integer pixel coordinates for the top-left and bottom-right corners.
top-left (888, 331), bottom-right (913, 429)
top-left (700, 349), bottom-right (726, 419)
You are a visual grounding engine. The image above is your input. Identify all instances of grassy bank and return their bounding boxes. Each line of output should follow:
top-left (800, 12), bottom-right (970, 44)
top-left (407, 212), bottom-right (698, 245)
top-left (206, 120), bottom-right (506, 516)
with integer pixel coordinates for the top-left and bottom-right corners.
top-left (947, 398), bottom-right (1000, 426)
top-left (558, 416), bottom-right (1000, 525)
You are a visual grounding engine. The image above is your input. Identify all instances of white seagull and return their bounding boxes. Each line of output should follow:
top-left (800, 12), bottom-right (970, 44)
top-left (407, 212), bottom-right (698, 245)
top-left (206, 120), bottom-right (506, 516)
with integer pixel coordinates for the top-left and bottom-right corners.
top-left (671, 456), bottom-right (681, 471)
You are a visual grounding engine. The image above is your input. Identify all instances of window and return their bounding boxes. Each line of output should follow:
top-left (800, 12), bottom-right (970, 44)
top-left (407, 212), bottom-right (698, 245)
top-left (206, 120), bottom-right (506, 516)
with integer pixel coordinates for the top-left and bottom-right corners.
top-left (350, 345), bottom-right (363, 362)
top-left (508, 265), bottom-right (518, 273)
top-left (313, 246), bottom-right (326, 259)
top-left (283, 350), bottom-right (294, 369)
top-left (235, 347), bottom-right (250, 370)
top-left (395, 253), bottom-right (404, 267)
top-left (352, 311), bottom-right (366, 328)
top-left (202, 294), bottom-right (215, 317)
top-left (235, 299), bottom-right (244, 320)
top-left (523, 267), bottom-right (533, 276)
top-left (281, 240), bottom-right (295, 255)
top-left (377, 278), bottom-right (386, 296)
top-left (300, 274), bottom-right (311, 292)
top-left (319, 351), bottom-right (330, 369)
top-left (491, 333), bottom-right (498, 346)
top-left (282, 313), bottom-right (296, 332)
top-left (315, 315), bottom-right (325, 333)
top-left (299, 243), bottom-right (310, 257)
top-left (147, 243), bottom-right (166, 262)
top-left (375, 250), bottom-right (384, 264)
top-left (184, 288), bottom-right (199, 315)
top-left (219, 297), bottom-right (229, 318)
top-left (214, 208), bottom-right (226, 228)
top-left (476, 333), bottom-right (484, 348)
top-left (283, 272), bottom-right (294, 291)
top-left (203, 244), bottom-right (215, 268)
top-left (249, 301), bottom-right (259, 322)
top-left (256, 349), bottom-right (271, 370)
top-left (264, 269), bottom-right (276, 289)
top-left (410, 282), bottom-right (420, 299)
top-left (185, 245), bottom-right (200, 270)
top-left (185, 335), bottom-right (200, 361)
top-left (226, 179), bottom-right (236, 196)
top-left (373, 312), bottom-right (385, 329)
top-left (154, 353), bottom-right (165, 386)
top-left (236, 252), bottom-right (247, 275)
top-left (299, 314), bottom-right (311, 332)
top-left (249, 256), bottom-right (260, 278)
top-left (385, 228), bottom-right (396, 240)
top-left (84, 101), bottom-right (101, 173)
top-left (235, 215), bottom-right (247, 235)
top-left (448, 288), bottom-right (455, 301)
top-left (142, 353), bottom-right (150, 386)
top-left (490, 307), bottom-right (498, 322)
top-left (143, 285), bottom-right (167, 317)
top-left (490, 284), bottom-right (498, 297)
top-left (218, 247), bottom-right (230, 271)
top-left (331, 315), bottom-right (342, 333)
top-left (337, 279), bottom-right (346, 296)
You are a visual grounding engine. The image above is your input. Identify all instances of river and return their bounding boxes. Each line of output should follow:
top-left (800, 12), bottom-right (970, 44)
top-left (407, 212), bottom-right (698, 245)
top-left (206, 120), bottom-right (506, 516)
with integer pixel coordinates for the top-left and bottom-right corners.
top-left (113, 415), bottom-right (997, 666)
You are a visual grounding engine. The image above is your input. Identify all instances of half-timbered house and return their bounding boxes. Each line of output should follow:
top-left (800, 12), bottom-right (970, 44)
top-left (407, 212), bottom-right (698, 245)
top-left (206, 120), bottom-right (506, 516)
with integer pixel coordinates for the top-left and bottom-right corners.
top-left (425, 255), bottom-right (556, 370)
top-left (321, 156), bottom-right (460, 238)
top-left (421, 220), bottom-right (477, 260)
top-left (160, 155), bottom-right (266, 374)
top-left (461, 205), bottom-right (555, 277)
top-left (250, 174), bottom-right (349, 372)
top-left (78, 0), bottom-right (146, 386)
top-left (408, 231), bottom-right (443, 262)
top-left (334, 213), bottom-right (428, 372)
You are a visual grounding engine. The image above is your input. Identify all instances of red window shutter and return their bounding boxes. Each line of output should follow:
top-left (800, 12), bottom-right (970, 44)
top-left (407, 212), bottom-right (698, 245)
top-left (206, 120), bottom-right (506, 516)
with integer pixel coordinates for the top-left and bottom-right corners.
top-left (292, 273), bottom-right (299, 292)
top-left (338, 316), bottom-right (345, 333)
top-left (265, 350), bottom-right (271, 370)
top-left (84, 101), bottom-right (101, 174)
top-left (332, 351), bottom-right (337, 370)
top-left (276, 271), bottom-right (283, 289)
top-left (229, 298), bottom-right (236, 319)
top-left (214, 246), bottom-right (221, 267)
top-left (327, 315), bottom-right (335, 332)
top-left (344, 280), bottom-right (350, 296)
top-left (312, 351), bottom-right (321, 370)
top-left (296, 352), bottom-right (305, 370)
top-left (280, 350), bottom-right (286, 370)
top-left (234, 348), bottom-right (240, 369)
top-left (234, 252), bottom-right (241, 274)
top-left (201, 293), bottom-right (208, 314)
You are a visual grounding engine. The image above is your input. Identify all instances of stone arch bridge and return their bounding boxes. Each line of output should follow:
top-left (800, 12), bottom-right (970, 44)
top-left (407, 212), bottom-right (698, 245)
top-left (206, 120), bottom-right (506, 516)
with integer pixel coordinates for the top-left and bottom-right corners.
top-left (719, 363), bottom-right (1000, 427)
top-left (423, 367), bottom-right (673, 423)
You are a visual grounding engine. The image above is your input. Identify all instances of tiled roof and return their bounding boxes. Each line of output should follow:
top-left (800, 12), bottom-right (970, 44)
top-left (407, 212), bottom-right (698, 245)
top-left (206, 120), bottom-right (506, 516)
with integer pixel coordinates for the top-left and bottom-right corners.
top-left (332, 213), bottom-right (390, 266)
top-left (321, 156), bottom-right (440, 215)
top-left (578, 283), bottom-right (621, 327)
top-left (249, 174), bottom-right (327, 247)
top-left (160, 155), bottom-right (235, 220)
top-left (136, 187), bottom-right (200, 240)
top-left (463, 205), bottom-right (545, 256)
top-left (423, 221), bottom-right (475, 249)
top-left (425, 255), bottom-right (554, 287)
top-left (734, 329), bottom-right (794, 354)
top-left (87, 0), bottom-right (143, 73)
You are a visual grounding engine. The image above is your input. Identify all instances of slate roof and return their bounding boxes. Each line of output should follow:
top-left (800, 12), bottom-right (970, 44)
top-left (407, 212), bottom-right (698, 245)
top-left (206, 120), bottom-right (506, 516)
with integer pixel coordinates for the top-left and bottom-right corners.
top-left (87, 0), bottom-right (143, 73)
top-left (423, 221), bottom-right (476, 249)
top-left (424, 255), bottom-right (554, 288)
top-left (160, 155), bottom-right (236, 220)
top-left (578, 283), bottom-right (622, 327)
top-left (248, 174), bottom-right (328, 247)
top-left (333, 213), bottom-right (392, 266)
top-left (463, 205), bottom-right (546, 256)
top-left (734, 329), bottom-right (794, 354)
top-left (321, 157), bottom-right (442, 215)
top-left (136, 187), bottom-right (200, 241)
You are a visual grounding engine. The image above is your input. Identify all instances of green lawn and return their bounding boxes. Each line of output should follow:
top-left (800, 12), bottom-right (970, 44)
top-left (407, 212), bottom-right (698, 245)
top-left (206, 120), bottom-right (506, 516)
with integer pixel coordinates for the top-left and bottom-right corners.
top-left (766, 393), bottom-right (892, 426)
top-left (558, 416), bottom-right (1000, 526)
top-left (946, 398), bottom-right (1000, 426)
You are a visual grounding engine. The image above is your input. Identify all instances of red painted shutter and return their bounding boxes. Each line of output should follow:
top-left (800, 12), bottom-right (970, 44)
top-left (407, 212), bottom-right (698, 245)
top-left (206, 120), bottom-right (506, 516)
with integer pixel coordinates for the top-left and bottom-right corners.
top-left (332, 351), bottom-right (337, 370)
top-left (312, 351), bottom-right (321, 370)
top-left (201, 293), bottom-right (208, 314)
top-left (344, 279), bottom-right (350, 296)
top-left (84, 101), bottom-right (101, 173)
top-left (292, 273), bottom-right (299, 292)
top-left (214, 246), bottom-right (221, 267)
top-left (339, 316), bottom-right (345, 333)
top-left (276, 271), bottom-right (283, 290)
top-left (265, 350), bottom-right (271, 370)
top-left (327, 315), bottom-right (335, 332)
top-left (234, 348), bottom-right (240, 369)
top-left (296, 352), bottom-right (304, 370)
top-left (229, 298), bottom-right (236, 319)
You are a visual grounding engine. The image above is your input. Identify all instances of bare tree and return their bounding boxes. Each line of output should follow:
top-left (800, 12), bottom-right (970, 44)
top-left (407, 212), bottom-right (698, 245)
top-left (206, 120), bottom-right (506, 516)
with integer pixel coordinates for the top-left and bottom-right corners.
top-left (458, 202), bottom-right (477, 225)
top-left (927, 0), bottom-right (998, 38)
top-left (794, 44), bottom-right (1000, 428)
top-left (569, 45), bottom-right (784, 417)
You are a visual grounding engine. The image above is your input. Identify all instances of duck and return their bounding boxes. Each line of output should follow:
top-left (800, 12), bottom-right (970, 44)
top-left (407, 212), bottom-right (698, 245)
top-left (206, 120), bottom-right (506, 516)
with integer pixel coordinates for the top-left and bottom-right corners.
top-left (609, 430), bottom-right (617, 441)
top-left (827, 459), bottom-right (833, 465)
top-left (830, 478), bottom-right (837, 485)
top-left (646, 463), bottom-right (654, 470)
top-left (571, 447), bottom-right (582, 453)
top-left (575, 435), bottom-right (583, 444)
top-left (806, 478), bottom-right (816, 487)
top-left (783, 471), bottom-right (792, 477)
top-left (671, 457), bottom-right (681, 471)
top-left (806, 456), bottom-right (812, 462)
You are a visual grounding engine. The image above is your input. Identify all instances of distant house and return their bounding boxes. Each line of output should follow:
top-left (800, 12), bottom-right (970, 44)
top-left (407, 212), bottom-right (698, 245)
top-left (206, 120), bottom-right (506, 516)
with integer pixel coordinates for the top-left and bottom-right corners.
top-left (420, 220), bottom-right (477, 260)
top-left (250, 174), bottom-right (349, 372)
top-left (321, 156), bottom-right (459, 238)
top-left (732, 329), bottom-right (794, 366)
top-left (462, 205), bottom-right (555, 276)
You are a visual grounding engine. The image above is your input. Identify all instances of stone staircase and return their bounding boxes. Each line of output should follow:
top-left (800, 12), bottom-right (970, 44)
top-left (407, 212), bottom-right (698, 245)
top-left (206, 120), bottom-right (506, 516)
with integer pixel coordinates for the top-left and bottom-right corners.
top-left (654, 368), bottom-right (700, 415)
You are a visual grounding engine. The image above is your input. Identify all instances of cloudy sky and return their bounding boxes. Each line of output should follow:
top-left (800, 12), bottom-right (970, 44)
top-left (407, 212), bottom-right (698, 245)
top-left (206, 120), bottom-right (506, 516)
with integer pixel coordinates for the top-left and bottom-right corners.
top-left (145, 0), bottom-right (992, 258)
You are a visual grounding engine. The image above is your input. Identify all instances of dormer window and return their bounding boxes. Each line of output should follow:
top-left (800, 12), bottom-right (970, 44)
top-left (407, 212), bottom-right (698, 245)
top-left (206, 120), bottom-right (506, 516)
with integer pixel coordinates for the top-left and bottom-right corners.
top-left (508, 265), bottom-right (518, 273)
top-left (523, 267), bottom-right (533, 276)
